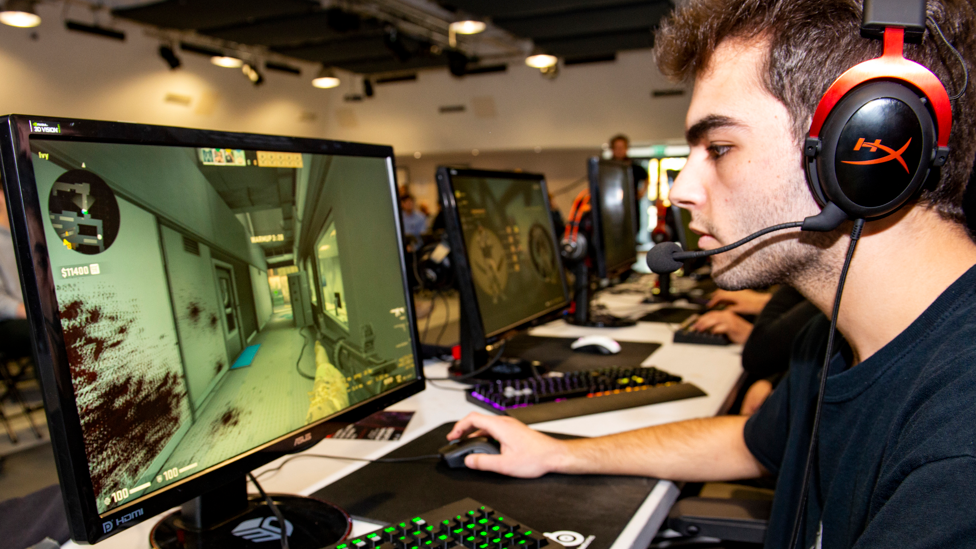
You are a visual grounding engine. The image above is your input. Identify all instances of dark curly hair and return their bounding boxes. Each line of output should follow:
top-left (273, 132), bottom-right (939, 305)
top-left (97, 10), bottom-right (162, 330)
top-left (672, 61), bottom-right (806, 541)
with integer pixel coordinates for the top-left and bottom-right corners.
top-left (655, 0), bottom-right (976, 225)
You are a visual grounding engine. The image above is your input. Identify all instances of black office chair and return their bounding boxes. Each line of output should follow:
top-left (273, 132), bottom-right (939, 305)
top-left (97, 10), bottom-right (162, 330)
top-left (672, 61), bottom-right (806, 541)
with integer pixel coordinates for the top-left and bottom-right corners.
top-left (0, 355), bottom-right (43, 444)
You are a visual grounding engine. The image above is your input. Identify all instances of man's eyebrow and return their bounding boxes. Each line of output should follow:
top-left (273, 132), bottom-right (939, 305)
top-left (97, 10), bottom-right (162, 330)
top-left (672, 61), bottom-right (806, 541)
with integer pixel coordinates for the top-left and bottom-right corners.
top-left (685, 115), bottom-right (744, 145)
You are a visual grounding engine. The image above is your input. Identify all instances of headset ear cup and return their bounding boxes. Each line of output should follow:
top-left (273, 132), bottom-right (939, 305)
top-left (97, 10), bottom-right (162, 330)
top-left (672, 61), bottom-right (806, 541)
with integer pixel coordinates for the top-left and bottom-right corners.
top-left (560, 233), bottom-right (587, 261)
top-left (808, 81), bottom-right (937, 220)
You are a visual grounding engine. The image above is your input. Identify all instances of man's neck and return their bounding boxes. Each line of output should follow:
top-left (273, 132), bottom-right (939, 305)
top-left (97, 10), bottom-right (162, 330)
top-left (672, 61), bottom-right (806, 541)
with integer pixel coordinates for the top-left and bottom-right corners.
top-left (795, 206), bottom-right (976, 365)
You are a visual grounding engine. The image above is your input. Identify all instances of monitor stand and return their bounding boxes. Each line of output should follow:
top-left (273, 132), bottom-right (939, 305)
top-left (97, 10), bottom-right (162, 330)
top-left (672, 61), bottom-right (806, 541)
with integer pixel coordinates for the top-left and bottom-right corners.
top-left (564, 261), bottom-right (636, 328)
top-left (447, 308), bottom-right (546, 383)
top-left (643, 270), bottom-right (697, 304)
top-left (150, 475), bottom-right (350, 548)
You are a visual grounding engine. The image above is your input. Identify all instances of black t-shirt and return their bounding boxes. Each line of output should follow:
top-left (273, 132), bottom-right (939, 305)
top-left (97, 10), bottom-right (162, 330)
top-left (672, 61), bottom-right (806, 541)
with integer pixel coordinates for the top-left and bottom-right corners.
top-left (744, 264), bottom-right (976, 548)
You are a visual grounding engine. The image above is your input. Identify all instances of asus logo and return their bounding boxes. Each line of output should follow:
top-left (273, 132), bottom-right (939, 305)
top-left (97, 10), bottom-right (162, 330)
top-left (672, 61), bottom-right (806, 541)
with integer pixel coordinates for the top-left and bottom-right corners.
top-left (841, 137), bottom-right (911, 173)
top-left (294, 433), bottom-right (312, 446)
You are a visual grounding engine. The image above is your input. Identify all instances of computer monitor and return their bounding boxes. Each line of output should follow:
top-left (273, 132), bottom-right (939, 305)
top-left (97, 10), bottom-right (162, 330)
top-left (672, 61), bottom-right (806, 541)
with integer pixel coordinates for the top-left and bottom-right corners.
top-left (564, 158), bottom-right (638, 327)
top-left (436, 167), bottom-right (569, 378)
top-left (0, 115), bottom-right (423, 547)
top-left (589, 158), bottom-right (638, 279)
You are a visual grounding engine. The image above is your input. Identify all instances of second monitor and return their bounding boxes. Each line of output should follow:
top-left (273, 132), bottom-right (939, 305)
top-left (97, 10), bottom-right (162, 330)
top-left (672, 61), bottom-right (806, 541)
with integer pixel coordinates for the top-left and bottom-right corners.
top-left (436, 167), bottom-right (569, 379)
top-left (562, 157), bottom-right (638, 327)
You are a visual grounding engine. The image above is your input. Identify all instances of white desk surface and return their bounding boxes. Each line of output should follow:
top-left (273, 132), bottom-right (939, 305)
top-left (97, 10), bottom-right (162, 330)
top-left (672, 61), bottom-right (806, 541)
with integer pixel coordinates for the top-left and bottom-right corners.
top-left (66, 292), bottom-right (743, 549)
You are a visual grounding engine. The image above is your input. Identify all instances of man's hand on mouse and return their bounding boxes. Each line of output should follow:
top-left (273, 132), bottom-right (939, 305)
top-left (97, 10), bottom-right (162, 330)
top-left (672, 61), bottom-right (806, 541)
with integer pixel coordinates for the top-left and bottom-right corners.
top-left (447, 413), bottom-right (566, 478)
top-left (692, 310), bottom-right (753, 344)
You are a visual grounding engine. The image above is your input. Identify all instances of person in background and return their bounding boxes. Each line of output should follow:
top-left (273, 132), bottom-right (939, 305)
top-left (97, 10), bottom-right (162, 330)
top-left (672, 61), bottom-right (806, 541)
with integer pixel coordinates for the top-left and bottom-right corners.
top-left (696, 288), bottom-right (822, 415)
top-left (399, 194), bottom-right (428, 244)
top-left (0, 187), bottom-right (32, 361)
top-left (609, 134), bottom-right (649, 200)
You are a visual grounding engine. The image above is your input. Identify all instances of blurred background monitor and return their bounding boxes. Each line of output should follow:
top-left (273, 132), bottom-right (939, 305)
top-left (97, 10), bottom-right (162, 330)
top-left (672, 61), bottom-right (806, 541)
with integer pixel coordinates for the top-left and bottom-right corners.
top-left (0, 115), bottom-right (423, 547)
top-left (588, 158), bottom-right (637, 279)
top-left (435, 167), bottom-right (568, 378)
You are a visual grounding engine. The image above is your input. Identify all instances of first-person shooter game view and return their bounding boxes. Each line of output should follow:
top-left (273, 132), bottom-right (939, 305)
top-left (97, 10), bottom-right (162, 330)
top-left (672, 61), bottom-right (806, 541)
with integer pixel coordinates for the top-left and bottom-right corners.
top-left (33, 139), bottom-right (417, 514)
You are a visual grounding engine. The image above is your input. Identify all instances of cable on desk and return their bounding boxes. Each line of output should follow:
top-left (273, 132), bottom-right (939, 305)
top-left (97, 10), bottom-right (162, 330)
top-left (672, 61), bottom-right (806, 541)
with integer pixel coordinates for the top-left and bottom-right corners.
top-left (248, 472), bottom-right (290, 549)
top-left (425, 341), bottom-right (506, 382)
top-left (256, 452), bottom-right (442, 481)
top-left (421, 292), bottom-right (437, 343)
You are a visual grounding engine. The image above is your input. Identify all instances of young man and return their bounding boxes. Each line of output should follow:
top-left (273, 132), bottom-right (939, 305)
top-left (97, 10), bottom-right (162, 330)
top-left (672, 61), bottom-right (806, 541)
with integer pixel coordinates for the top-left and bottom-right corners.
top-left (448, 0), bottom-right (976, 547)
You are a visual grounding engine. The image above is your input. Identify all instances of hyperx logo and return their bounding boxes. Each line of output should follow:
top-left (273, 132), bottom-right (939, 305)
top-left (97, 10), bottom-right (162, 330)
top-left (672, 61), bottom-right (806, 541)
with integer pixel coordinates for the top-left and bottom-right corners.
top-left (841, 137), bottom-right (911, 173)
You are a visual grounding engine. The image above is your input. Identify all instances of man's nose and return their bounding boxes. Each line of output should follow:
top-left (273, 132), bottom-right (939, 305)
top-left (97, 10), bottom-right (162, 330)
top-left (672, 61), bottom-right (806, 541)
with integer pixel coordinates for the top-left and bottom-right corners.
top-left (667, 151), bottom-right (707, 210)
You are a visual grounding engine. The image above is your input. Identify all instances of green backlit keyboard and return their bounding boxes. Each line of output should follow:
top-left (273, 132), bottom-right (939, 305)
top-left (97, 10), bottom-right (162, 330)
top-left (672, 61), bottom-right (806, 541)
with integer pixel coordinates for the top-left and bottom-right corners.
top-left (328, 498), bottom-right (550, 549)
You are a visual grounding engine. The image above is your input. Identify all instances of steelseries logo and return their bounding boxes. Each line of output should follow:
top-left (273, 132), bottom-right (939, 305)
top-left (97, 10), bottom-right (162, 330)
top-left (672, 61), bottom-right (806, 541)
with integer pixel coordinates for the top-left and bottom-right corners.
top-left (232, 516), bottom-right (295, 543)
top-left (102, 508), bottom-right (144, 533)
top-left (841, 137), bottom-right (912, 173)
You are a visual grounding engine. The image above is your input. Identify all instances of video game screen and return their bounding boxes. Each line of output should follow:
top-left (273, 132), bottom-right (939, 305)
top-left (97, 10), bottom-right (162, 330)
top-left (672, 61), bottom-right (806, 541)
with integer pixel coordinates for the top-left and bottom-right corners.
top-left (594, 162), bottom-right (637, 274)
top-left (451, 174), bottom-right (568, 336)
top-left (29, 138), bottom-right (417, 515)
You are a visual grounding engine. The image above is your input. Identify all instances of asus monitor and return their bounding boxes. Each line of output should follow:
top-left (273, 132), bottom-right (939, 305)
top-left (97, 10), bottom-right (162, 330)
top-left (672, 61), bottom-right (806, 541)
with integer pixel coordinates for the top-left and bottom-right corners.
top-left (0, 115), bottom-right (423, 547)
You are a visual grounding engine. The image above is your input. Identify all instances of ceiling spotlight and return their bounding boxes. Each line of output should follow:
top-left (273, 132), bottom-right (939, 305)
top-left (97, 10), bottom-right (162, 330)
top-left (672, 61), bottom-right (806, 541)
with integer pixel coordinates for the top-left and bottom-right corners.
top-left (211, 55), bottom-right (243, 68)
top-left (0, 0), bottom-right (40, 28)
top-left (159, 45), bottom-right (181, 70)
top-left (449, 20), bottom-right (486, 35)
top-left (243, 63), bottom-right (264, 86)
top-left (312, 67), bottom-right (340, 89)
top-left (525, 52), bottom-right (558, 69)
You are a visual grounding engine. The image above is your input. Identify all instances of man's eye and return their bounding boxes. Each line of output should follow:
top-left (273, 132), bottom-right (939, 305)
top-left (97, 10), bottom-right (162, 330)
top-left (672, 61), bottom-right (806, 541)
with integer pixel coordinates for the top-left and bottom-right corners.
top-left (707, 144), bottom-right (731, 158)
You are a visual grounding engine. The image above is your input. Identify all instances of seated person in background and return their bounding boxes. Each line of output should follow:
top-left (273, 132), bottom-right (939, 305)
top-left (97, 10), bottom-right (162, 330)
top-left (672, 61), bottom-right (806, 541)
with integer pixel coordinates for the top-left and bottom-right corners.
top-left (0, 187), bottom-right (31, 361)
top-left (449, 1), bottom-right (976, 547)
top-left (697, 287), bottom-right (823, 415)
top-left (399, 194), bottom-right (428, 248)
top-left (690, 288), bottom-right (773, 343)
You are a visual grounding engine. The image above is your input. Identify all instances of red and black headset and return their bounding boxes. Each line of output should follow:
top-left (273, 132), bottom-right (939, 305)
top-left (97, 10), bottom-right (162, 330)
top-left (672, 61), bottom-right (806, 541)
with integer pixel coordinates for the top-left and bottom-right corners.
top-left (803, 0), bottom-right (954, 223)
top-left (560, 189), bottom-right (591, 261)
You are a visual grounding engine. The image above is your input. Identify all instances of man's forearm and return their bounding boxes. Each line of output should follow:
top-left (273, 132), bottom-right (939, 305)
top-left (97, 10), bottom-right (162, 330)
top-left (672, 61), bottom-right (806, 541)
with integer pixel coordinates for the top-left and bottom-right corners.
top-left (552, 415), bottom-right (766, 481)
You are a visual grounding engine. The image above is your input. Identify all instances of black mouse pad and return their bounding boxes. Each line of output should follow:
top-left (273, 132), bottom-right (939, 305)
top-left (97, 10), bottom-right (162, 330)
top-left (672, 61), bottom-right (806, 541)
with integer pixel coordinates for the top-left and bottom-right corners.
top-left (502, 333), bottom-right (661, 372)
top-left (638, 307), bottom-right (700, 324)
top-left (313, 423), bottom-right (660, 549)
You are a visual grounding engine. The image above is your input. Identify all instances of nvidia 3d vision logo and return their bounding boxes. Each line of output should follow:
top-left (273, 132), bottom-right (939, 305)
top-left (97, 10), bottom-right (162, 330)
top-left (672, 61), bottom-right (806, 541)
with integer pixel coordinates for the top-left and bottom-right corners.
top-left (29, 120), bottom-right (61, 134)
top-left (232, 516), bottom-right (295, 543)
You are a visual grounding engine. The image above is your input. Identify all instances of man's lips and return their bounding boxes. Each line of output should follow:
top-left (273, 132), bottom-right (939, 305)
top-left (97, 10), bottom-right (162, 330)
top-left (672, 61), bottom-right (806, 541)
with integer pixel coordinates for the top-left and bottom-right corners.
top-left (689, 225), bottom-right (719, 250)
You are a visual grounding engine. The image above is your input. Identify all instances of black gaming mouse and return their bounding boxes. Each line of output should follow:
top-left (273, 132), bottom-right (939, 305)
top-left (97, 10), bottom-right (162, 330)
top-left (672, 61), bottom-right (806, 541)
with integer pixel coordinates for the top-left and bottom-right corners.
top-left (438, 436), bottom-right (502, 468)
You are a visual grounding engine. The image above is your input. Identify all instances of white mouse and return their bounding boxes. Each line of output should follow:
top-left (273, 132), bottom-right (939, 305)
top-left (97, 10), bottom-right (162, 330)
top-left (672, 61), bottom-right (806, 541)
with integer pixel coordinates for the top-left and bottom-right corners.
top-left (570, 335), bottom-right (622, 355)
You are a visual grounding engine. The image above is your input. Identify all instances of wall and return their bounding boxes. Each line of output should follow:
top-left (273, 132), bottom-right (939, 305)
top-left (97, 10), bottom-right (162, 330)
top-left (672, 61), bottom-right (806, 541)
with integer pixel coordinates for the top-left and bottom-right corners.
top-left (0, 3), bottom-right (691, 156)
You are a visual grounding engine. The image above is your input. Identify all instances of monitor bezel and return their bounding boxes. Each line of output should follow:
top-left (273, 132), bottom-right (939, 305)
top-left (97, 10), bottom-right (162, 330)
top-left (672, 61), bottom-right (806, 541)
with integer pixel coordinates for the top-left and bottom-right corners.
top-left (0, 114), bottom-right (425, 544)
top-left (588, 157), bottom-right (638, 279)
top-left (436, 166), bottom-right (569, 342)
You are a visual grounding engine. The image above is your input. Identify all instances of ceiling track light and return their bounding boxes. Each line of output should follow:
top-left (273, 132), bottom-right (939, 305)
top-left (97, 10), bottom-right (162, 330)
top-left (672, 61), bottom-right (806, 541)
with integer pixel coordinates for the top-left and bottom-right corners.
top-left (0, 0), bottom-right (40, 28)
top-left (312, 67), bottom-right (340, 89)
top-left (243, 63), bottom-right (264, 86)
top-left (65, 20), bottom-right (125, 41)
top-left (449, 20), bottom-right (486, 35)
top-left (525, 51), bottom-right (558, 69)
top-left (158, 44), bottom-right (181, 70)
top-left (211, 55), bottom-right (243, 68)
